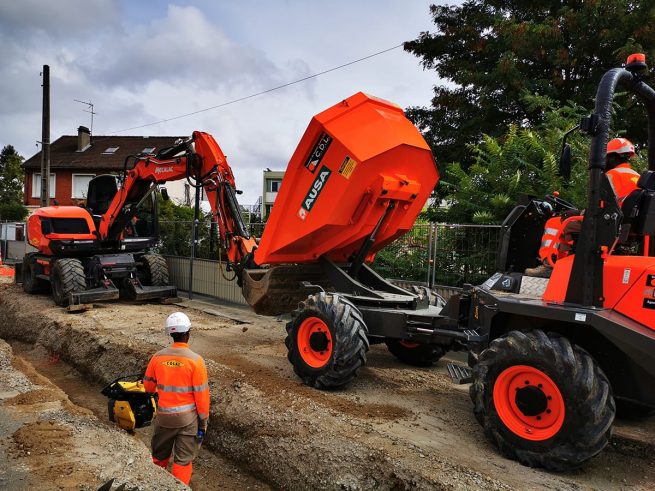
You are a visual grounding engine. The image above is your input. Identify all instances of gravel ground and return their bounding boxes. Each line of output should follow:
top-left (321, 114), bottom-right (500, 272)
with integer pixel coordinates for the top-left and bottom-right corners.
top-left (1, 283), bottom-right (654, 490)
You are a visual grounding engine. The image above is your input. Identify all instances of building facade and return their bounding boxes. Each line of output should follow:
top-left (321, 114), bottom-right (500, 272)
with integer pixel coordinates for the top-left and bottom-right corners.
top-left (262, 170), bottom-right (284, 220)
top-left (23, 127), bottom-right (186, 210)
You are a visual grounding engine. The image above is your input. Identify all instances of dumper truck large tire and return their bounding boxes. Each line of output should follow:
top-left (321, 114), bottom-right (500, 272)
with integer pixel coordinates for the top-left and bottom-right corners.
top-left (470, 330), bottom-right (615, 471)
top-left (22, 253), bottom-right (47, 294)
top-left (385, 339), bottom-right (446, 367)
top-left (141, 254), bottom-right (169, 287)
top-left (50, 258), bottom-right (87, 307)
top-left (285, 292), bottom-right (369, 389)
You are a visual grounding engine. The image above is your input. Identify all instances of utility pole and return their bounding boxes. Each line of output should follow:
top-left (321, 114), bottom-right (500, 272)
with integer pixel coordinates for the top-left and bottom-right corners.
top-left (188, 185), bottom-right (201, 300)
top-left (40, 65), bottom-right (50, 207)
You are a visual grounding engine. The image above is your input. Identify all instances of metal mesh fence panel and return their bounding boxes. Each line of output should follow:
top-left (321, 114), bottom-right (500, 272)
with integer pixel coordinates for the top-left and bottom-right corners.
top-left (156, 220), bottom-right (501, 288)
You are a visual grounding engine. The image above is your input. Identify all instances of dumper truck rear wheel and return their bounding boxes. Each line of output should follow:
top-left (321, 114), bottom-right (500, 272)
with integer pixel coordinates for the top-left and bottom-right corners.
top-left (22, 254), bottom-right (47, 294)
top-left (470, 330), bottom-right (615, 471)
top-left (141, 254), bottom-right (169, 287)
top-left (285, 293), bottom-right (369, 389)
top-left (50, 258), bottom-right (87, 307)
top-left (385, 339), bottom-right (445, 367)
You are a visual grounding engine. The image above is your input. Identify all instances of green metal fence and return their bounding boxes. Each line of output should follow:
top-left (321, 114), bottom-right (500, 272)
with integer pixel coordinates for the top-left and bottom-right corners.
top-left (157, 220), bottom-right (502, 289)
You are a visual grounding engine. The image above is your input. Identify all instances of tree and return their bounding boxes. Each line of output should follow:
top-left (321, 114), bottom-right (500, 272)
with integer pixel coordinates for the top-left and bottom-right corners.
top-left (0, 145), bottom-right (25, 204)
top-left (0, 145), bottom-right (28, 220)
top-left (405, 1), bottom-right (655, 166)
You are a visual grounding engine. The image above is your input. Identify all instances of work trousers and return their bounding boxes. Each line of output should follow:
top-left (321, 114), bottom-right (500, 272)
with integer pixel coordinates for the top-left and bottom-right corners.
top-left (151, 418), bottom-right (201, 465)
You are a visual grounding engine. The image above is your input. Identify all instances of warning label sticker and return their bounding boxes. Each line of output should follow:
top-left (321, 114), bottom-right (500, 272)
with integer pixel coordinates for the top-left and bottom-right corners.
top-left (647, 274), bottom-right (655, 287)
top-left (643, 298), bottom-right (655, 310)
top-left (338, 156), bottom-right (358, 179)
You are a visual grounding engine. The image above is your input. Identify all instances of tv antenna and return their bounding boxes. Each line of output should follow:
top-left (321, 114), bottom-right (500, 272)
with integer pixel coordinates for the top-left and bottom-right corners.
top-left (74, 99), bottom-right (96, 133)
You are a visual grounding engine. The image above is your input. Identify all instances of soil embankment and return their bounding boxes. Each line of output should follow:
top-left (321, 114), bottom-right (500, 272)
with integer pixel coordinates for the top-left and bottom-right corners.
top-left (1, 283), bottom-right (654, 490)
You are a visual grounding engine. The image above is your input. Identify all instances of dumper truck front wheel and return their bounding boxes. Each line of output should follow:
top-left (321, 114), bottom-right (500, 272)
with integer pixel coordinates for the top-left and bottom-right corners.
top-left (470, 330), bottom-right (615, 471)
top-left (385, 339), bottom-right (446, 367)
top-left (285, 293), bottom-right (369, 389)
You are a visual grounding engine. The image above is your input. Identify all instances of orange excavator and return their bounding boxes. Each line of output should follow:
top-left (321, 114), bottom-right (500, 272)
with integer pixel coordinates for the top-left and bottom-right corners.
top-left (20, 128), bottom-right (258, 307)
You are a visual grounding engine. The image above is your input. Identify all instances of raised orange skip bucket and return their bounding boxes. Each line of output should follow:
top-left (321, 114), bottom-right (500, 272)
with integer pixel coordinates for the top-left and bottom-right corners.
top-left (254, 92), bottom-right (438, 266)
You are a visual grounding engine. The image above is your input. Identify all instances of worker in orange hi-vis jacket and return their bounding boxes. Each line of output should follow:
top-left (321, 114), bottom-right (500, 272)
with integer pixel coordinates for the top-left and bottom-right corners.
top-left (525, 137), bottom-right (641, 278)
top-left (144, 312), bottom-right (210, 486)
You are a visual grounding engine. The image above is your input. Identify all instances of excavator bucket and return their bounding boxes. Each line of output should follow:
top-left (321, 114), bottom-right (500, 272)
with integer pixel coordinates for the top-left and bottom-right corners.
top-left (241, 264), bottom-right (331, 316)
top-left (253, 92), bottom-right (438, 266)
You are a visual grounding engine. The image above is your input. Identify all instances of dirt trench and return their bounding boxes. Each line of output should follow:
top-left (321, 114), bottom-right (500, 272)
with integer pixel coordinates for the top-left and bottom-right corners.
top-left (1, 283), bottom-right (655, 490)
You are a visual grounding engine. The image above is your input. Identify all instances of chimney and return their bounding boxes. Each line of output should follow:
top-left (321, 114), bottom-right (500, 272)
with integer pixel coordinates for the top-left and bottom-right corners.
top-left (77, 125), bottom-right (91, 151)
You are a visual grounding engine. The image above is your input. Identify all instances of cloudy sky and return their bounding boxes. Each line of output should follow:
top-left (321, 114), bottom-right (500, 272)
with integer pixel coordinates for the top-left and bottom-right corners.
top-left (0, 0), bottom-right (451, 204)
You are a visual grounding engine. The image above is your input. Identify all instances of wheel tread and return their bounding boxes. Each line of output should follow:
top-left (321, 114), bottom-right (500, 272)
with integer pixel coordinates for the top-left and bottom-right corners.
top-left (470, 329), bottom-right (615, 471)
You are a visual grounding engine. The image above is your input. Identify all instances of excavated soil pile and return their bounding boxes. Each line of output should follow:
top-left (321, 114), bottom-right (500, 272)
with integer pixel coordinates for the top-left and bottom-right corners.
top-left (1, 284), bottom-right (654, 490)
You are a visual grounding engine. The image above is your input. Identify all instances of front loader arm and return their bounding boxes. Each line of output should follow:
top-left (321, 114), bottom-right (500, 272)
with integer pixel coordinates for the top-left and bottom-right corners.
top-left (98, 131), bottom-right (256, 266)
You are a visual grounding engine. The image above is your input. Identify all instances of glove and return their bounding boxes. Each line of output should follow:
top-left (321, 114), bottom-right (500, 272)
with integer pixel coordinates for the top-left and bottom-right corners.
top-left (197, 417), bottom-right (208, 439)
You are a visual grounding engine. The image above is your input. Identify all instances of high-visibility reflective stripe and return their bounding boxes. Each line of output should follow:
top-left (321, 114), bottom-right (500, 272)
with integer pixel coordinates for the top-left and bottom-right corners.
top-left (156, 383), bottom-right (209, 393)
top-left (541, 240), bottom-right (559, 249)
top-left (144, 376), bottom-right (156, 383)
top-left (198, 412), bottom-right (208, 420)
top-left (611, 167), bottom-right (640, 176)
top-left (157, 347), bottom-right (200, 361)
top-left (158, 402), bottom-right (197, 414)
top-left (543, 228), bottom-right (559, 236)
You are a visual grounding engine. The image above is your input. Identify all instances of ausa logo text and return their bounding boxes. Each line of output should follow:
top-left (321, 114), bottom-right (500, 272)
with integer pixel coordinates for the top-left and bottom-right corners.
top-left (162, 360), bottom-right (184, 367)
top-left (304, 132), bottom-right (332, 173)
top-left (298, 166), bottom-right (331, 220)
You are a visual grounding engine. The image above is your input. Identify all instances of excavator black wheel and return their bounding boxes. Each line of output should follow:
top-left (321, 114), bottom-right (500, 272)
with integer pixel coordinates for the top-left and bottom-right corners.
top-left (141, 254), bottom-right (169, 287)
top-left (285, 292), bottom-right (369, 389)
top-left (22, 253), bottom-right (47, 294)
top-left (385, 339), bottom-right (446, 367)
top-left (470, 330), bottom-right (615, 471)
top-left (50, 258), bottom-right (87, 307)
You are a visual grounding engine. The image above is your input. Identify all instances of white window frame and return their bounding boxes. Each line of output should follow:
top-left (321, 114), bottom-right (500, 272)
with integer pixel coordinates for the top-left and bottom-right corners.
top-left (267, 179), bottom-right (281, 192)
top-left (32, 172), bottom-right (56, 199)
top-left (71, 174), bottom-right (96, 199)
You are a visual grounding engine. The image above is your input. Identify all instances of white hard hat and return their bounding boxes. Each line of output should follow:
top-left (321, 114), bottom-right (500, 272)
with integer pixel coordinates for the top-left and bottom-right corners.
top-left (165, 312), bottom-right (191, 335)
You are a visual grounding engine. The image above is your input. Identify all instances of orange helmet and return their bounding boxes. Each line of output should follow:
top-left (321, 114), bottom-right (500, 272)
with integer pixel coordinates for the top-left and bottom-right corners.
top-left (607, 137), bottom-right (635, 157)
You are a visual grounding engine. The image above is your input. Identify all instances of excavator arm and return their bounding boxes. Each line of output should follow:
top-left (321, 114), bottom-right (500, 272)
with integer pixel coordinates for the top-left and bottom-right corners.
top-left (98, 131), bottom-right (256, 265)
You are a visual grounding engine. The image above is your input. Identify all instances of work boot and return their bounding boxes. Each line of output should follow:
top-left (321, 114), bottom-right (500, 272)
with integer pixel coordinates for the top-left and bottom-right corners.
top-left (172, 462), bottom-right (193, 485)
top-left (524, 264), bottom-right (553, 278)
top-left (152, 456), bottom-right (170, 469)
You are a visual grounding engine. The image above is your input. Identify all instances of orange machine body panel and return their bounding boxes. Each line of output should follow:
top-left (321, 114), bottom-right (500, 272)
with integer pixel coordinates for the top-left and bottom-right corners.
top-left (254, 92), bottom-right (438, 265)
top-left (543, 255), bottom-right (655, 330)
top-left (27, 206), bottom-right (97, 255)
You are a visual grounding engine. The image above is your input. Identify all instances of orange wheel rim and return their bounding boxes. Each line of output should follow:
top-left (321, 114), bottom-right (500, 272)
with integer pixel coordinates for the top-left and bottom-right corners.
top-left (493, 365), bottom-right (565, 441)
top-left (297, 317), bottom-right (333, 368)
top-left (398, 340), bottom-right (420, 349)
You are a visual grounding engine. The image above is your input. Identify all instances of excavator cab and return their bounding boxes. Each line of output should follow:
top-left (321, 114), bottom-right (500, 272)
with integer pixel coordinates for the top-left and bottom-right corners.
top-left (87, 175), bottom-right (118, 223)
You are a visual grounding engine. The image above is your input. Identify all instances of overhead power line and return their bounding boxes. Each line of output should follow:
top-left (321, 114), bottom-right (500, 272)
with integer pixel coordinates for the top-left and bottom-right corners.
top-left (105, 43), bottom-right (404, 135)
